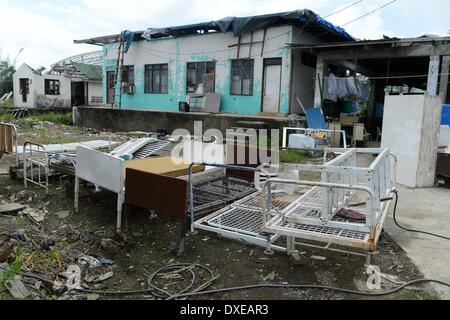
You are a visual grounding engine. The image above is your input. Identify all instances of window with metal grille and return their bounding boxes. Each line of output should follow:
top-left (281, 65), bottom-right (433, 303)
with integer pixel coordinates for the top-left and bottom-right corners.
top-left (145, 64), bottom-right (168, 94)
top-left (45, 79), bottom-right (61, 95)
top-left (230, 59), bottom-right (254, 96)
top-left (186, 61), bottom-right (216, 94)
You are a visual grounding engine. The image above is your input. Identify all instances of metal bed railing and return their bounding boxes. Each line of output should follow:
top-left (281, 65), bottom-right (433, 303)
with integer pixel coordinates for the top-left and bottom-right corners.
top-left (23, 142), bottom-right (50, 194)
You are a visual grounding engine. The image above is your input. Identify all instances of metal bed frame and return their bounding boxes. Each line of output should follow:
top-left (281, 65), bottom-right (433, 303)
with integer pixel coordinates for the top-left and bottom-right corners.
top-left (190, 148), bottom-right (397, 259)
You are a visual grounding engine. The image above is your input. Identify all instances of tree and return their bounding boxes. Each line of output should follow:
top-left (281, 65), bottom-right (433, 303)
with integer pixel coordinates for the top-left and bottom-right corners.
top-left (0, 58), bottom-right (15, 96)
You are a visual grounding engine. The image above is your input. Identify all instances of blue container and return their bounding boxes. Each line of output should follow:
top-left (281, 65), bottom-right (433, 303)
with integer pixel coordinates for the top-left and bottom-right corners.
top-left (442, 104), bottom-right (450, 126)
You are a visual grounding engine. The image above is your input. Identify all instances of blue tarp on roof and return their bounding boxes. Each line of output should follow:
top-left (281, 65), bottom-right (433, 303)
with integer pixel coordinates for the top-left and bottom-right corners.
top-left (140, 9), bottom-right (354, 41)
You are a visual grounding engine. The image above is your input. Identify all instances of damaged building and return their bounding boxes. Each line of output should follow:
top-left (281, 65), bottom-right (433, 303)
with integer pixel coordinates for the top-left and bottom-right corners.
top-left (12, 51), bottom-right (103, 109)
top-left (74, 9), bottom-right (354, 115)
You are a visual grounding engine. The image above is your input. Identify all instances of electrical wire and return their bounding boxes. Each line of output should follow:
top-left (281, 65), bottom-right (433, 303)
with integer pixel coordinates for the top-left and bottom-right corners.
top-left (392, 190), bottom-right (450, 241)
top-left (342, 0), bottom-right (398, 27)
top-left (323, 0), bottom-right (364, 19)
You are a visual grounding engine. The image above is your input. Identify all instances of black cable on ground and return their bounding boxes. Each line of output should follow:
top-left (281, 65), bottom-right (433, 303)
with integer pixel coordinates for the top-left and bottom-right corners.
top-left (392, 189), bottom-right (450, 240)
top-left (166, 279), bottom-right (450, 300)
top-left (75, 263), bottom-right (215, 298)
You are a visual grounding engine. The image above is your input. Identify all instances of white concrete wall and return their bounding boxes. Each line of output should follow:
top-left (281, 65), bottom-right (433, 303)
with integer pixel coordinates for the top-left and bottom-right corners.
top-left (88, 81), bottom-right (102, 104)
top-left (382, 94), bottom-right (442, 188)
top-left (13, 63), bottom-right (71, 108)
top-left (13, 64), bottom-right (35, 108)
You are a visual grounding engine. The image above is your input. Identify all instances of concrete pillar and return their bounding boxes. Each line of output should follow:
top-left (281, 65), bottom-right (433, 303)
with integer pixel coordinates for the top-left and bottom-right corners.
top-left (427, 55), bottom-right (440, 96)
top-left (314, 58), bottom-right (325, 108)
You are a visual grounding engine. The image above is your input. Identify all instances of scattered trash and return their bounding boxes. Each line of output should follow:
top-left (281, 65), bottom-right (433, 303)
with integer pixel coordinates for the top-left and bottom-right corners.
top-left (78, 255), bottom-right (102, 268)
top-left (23, 207), bottom-right (46, 224)
top-left (85, 271), bottom-right (114, 284)
top-left (98, 257), bottom-right (114, 266)
top-left (262, 271), bottom-right (276, 282)
top-left (311, 255), bottom-right (327, 261)
top-left (6, 275), bottom-right (31, 299)
top-left (9, 229), bottom-right (29, 242)
top-left (80, 232), bottom-right (96, 243)
top-left (0, 203), bottom-right (25, 215)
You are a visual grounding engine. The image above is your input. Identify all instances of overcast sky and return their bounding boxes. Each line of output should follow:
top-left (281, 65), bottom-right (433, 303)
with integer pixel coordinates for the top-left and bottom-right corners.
top-left (1, 0), bottom-right (449, 69)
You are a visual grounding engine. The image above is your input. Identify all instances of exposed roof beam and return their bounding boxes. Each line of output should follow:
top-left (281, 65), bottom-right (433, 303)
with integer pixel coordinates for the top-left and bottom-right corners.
top-left (318, 44), bottom-right (450, 60)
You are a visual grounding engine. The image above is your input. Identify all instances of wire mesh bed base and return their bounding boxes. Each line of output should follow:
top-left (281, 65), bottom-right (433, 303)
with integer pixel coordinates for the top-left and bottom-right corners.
top-left (193, 148), bottom-right (397, 256)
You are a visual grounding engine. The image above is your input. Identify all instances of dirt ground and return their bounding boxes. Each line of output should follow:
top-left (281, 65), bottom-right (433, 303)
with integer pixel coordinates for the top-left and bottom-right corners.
top-left (0, 121), bottom-right (441, 300)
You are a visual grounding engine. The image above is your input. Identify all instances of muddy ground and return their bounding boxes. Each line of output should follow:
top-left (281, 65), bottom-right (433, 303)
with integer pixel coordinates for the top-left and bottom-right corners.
top-left (0, 121), bottom-right (441, 300)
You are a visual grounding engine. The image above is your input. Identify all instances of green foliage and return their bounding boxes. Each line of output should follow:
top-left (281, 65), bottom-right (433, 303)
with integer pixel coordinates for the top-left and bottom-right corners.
top-left (0, 58), bottom-right (15, 96)
top-left (280, 149), bottom-right (311, 164)
top-left (0, 247), bottom-right (23, 291)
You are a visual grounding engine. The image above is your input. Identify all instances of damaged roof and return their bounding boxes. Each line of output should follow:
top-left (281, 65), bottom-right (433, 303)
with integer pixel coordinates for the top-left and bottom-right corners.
top-left (74, 9), bottom-right (354, 46)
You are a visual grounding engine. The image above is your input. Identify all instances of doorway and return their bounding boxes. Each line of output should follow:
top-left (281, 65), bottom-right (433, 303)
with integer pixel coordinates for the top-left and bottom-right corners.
top-left (19, 78), bottom-right (29, 103)
top-left (71, 82), bottom-right (86, 106)
top-left (262, 58), bottom-right (282, 113)
top-left (106, 71), bottom-right (117, 104)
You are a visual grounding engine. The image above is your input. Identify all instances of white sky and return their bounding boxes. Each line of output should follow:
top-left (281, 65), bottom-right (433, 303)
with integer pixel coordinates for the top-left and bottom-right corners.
top-left (1, 0), bottom-right (449, 69)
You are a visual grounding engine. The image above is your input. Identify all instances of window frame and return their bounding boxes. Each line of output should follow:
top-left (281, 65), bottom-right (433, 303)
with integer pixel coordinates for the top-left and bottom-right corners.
top-left (230, 59), bottom-right (254, 96)
top-left (145, 64), bottom-right (169, 94)
top-left (122, 65), bottom-right (135, 86)
top-left (45, 79), bottom-right (61, 96)
top-left (186, 61), bottom-right (216, 94)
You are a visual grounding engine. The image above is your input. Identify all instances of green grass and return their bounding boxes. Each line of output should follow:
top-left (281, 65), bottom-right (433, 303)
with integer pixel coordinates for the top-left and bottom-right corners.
top-left (0, 98), bottom-right (13, 108)
top-left (0, 112), bottom-right (72, 126)
top-left (280, 149), bottom-right (311, 164)
top-left (0, 248), bottom-right (23, 291)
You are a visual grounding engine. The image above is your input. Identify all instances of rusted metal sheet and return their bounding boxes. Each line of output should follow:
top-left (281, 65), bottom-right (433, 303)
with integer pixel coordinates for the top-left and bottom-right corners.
top-left (125, 168), bottom-right (188, 218)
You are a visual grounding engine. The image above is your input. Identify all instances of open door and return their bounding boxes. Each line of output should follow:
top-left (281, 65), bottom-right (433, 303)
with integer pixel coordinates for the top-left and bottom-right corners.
top-left (262, 58), bottom-right (282, 113)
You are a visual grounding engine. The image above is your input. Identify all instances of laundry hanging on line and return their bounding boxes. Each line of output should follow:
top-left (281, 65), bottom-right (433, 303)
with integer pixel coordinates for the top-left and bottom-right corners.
top-left (323, 73), bottom-right (370, 103)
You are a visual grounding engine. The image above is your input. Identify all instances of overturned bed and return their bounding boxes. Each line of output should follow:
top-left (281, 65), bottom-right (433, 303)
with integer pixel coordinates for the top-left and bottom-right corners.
top-left (192, 148), bottom-right (397, 258)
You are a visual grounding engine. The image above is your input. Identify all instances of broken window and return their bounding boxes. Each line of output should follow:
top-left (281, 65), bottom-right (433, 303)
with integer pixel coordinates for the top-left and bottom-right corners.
top-left (45, 79), bottom-right (61, 95)
top-left (122, 66), bottom-right (135, 85)
top-left (230, 59), bottom-right (254, 96)
top-left (145, 64), bottom-right (168, 94)
top-left (187, 61), bottom-right (216, 94)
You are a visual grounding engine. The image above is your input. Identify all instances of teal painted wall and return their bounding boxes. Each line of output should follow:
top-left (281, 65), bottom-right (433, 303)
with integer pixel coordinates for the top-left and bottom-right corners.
top-left (102, 27), bottom-right (293, 115)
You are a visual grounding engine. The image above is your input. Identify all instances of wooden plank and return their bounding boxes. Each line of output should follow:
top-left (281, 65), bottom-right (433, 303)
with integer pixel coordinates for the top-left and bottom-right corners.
top-left (125, 156), bottom-right (205, 177)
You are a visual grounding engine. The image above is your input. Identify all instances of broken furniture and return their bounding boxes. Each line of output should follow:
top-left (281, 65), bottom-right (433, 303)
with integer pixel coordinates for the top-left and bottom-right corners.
top-left (0, 122), bottom-right (19, 166)
top-left (283, 127), bottom-right (347, 150)
top-left (22, 140), bottom-right (119, 194)
top-left (74, 146), bottom-right (204, 231)
top-left (192, 148), bottom-right (397, 259)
